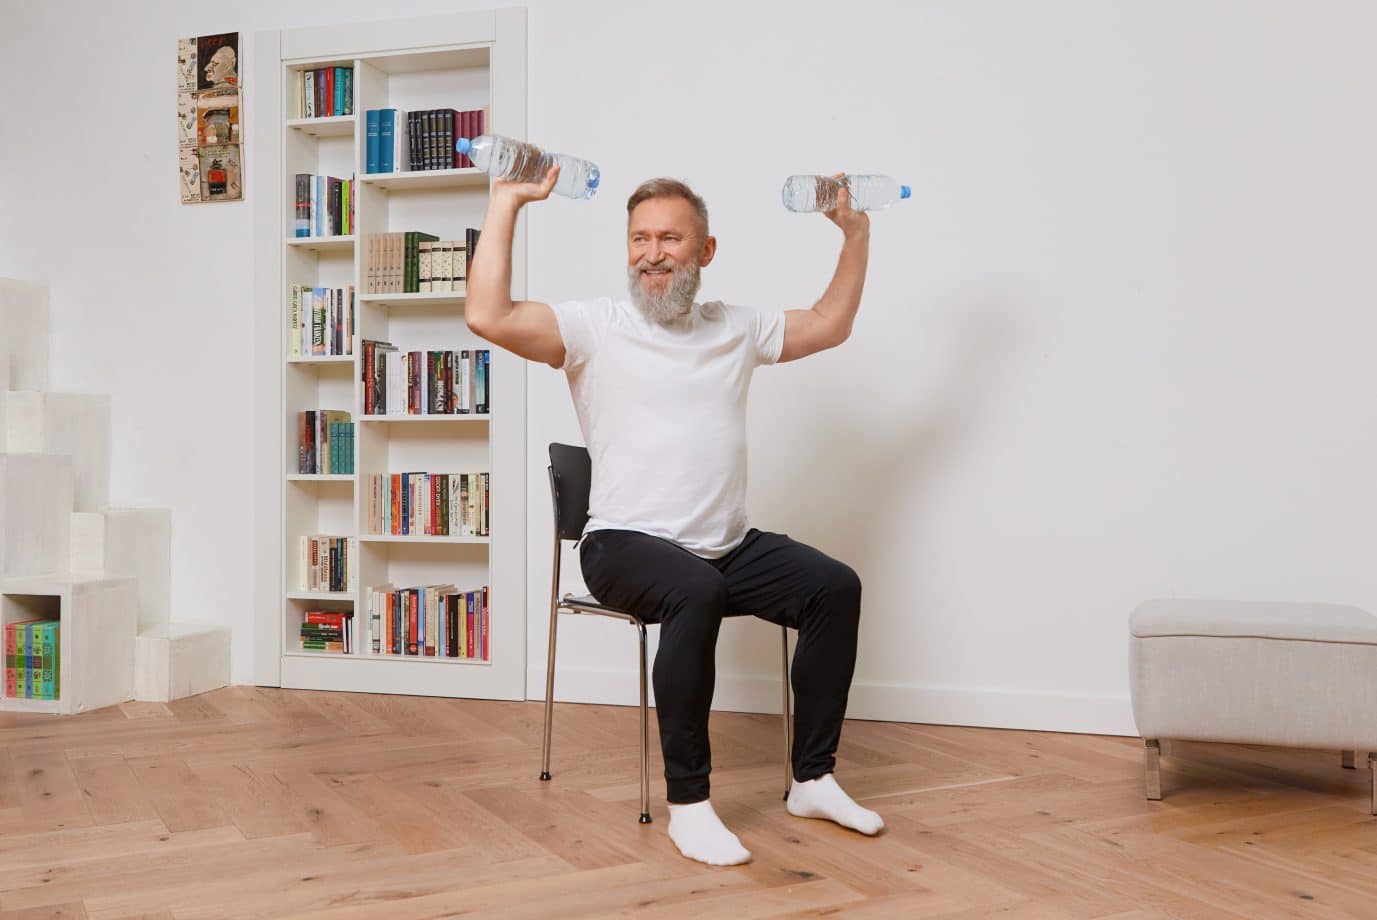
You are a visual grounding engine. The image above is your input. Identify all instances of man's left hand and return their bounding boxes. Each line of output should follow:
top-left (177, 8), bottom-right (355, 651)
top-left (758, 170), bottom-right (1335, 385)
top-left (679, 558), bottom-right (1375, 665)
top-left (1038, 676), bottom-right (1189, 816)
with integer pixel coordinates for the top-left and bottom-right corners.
top-left (824, 172), bottom-right (870, 238)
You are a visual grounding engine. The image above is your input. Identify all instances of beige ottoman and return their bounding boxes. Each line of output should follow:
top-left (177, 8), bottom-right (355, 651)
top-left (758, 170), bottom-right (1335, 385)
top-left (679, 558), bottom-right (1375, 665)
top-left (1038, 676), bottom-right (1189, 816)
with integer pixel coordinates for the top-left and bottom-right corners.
top-left (1130, 598), bottom-right (1377, 813)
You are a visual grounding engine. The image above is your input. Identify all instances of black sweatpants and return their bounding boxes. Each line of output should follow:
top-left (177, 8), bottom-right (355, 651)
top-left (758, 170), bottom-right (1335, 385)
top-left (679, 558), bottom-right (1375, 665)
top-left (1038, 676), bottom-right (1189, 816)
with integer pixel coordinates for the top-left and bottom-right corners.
top-left (579, 527), bottom-right (863, 804)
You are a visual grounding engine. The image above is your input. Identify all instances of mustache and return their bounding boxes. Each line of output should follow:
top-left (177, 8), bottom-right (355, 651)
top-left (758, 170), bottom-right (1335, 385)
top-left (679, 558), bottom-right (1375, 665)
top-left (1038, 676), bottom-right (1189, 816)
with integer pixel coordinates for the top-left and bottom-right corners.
top-left (635, 258), bottom-right (678, 273)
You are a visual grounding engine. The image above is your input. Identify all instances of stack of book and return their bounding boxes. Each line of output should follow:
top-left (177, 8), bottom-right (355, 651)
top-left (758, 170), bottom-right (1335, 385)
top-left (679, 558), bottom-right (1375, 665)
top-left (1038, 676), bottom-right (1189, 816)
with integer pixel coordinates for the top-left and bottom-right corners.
top-left (288, 285), bottom-right (355, 356)
top-left (298, 411), bottom-right (353, 474)
top-left (294, 174), bottom-right (355, 237)
top-left (364, 107), bottom-right (486, 173)
top-left (296, 66), bottom-right (354, 118)
top-left (364, 472), bottom-right (489, 537)
top-left (368, 583), bottom-right (488, 660)
top-left (299, 610), bottom-right (355, 653)
top-left (298, 535), bottom-right (356, 592)
top-left (360, 342), bottom-right (489, 416)
top-left (366, 229), bottom-right (479, 294)
top-left (4, 620), bottom-right (59, 700)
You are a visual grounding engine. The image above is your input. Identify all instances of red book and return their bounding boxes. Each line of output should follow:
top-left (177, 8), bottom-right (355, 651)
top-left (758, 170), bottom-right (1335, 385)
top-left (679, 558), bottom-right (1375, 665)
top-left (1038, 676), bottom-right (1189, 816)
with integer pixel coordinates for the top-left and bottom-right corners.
top-left (466, 592), bottom-right (475, 659)
top-left (4, 624), bottom-right (16, 698)
top-left (363, 341), bottom-right (375, 413)
top-left (407, 591), bottom-right (419, 655)
top-left (325, 68), bottom-right (335, 117)
top-left (463, 110), bottom-right (476, 168)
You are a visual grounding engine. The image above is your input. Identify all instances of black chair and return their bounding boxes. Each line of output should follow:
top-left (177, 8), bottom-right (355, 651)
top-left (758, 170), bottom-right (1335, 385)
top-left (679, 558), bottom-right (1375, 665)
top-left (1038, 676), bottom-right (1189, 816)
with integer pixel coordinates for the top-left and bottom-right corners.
top-left (541, 442), bottom-right (793, 823)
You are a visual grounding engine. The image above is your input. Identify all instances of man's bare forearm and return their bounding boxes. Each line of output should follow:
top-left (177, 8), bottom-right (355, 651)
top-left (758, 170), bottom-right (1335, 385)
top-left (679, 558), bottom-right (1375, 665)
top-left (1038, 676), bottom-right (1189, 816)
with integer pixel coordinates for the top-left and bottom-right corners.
top-left (811, 228), bottom-right (870, 344)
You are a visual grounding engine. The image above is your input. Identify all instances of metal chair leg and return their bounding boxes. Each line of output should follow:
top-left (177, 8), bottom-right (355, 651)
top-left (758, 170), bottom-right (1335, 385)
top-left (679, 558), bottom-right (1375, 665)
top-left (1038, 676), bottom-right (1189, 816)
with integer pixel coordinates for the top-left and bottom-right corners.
top-left (539, 602), bottom-right (560, 782)
top-left (781, 626), bottom-right (793, 801)
top-left (1369, 753), bottom-right (1377, 817)
top-left (638, 622), bottom-right (652, 824)
top-left (1343, 750), bottom-right (1357, 769)
top-left (1144, 739), bottom-right (1162, 801)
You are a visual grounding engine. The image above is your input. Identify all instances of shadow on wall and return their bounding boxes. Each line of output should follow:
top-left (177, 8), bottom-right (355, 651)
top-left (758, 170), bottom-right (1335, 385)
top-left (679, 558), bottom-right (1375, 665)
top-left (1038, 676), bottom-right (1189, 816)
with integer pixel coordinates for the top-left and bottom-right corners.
top-left (723, 289), bottom-right (1025, 677)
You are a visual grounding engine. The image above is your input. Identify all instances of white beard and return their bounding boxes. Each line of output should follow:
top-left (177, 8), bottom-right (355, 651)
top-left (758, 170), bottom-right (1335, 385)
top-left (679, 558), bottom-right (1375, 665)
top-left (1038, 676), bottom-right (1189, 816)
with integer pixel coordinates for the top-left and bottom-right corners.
top-left (628, 258), bottom-right (701, 326)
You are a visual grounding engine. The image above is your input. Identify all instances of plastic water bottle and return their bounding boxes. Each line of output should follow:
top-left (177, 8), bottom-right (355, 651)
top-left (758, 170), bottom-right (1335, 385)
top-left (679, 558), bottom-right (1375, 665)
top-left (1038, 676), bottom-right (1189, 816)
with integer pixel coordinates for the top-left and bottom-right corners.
top-left (782, 174), bottom-right (910, 212)
top-left (455, 134), bottom-right (600, 200)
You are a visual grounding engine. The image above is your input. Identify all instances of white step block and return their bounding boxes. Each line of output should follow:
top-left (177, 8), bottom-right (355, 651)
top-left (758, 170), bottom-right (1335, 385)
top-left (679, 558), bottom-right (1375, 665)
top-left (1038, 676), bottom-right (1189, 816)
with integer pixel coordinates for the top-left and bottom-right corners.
top-left (134, 622), bottom-right (230, 702)
top-left (0, 453), bottom-right (73, 577)
top-left (4, 392), bottom-right (111, 513)
top-left (70, 512), bottom-right (105, 572)
top-left (102, 508), bottom-right (171, 630)
top-left (1, 573), bottom-right (137, 714)
top-left (0, 278), bottom-right (50, 392)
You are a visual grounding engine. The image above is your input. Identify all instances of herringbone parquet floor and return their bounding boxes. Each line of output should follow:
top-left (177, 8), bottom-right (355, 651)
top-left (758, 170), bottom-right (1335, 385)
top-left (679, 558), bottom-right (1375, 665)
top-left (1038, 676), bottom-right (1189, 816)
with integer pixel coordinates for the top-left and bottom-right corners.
top-left (1, 687), bottom-right (1375, 918)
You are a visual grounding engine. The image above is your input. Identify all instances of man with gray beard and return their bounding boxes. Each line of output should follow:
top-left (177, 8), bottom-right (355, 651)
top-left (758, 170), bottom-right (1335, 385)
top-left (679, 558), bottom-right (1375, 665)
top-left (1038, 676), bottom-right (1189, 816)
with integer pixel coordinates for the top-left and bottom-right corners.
top-left (466, 168), bottom-right (880, 867)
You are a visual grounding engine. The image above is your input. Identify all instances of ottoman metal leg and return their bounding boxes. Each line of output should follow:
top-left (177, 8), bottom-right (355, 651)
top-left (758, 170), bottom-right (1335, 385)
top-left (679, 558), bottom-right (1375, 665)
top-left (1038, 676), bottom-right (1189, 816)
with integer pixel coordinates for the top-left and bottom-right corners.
top-left (1144, 739), bottom-right (1162, 801)
top-left (1343, 750), bottom-right (1357, 769)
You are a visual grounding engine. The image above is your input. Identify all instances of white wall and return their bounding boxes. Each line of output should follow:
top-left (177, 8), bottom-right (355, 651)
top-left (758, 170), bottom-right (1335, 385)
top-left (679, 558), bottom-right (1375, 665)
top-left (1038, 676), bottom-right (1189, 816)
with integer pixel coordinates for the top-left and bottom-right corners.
top-left (3, 0), bottom-right (1373, 735)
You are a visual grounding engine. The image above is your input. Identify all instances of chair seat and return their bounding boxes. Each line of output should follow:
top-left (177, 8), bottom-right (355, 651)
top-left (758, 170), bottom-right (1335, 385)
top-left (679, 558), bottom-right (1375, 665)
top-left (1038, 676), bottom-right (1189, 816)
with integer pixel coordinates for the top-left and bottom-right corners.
top-left (559, 593), bottom-right (649, 622)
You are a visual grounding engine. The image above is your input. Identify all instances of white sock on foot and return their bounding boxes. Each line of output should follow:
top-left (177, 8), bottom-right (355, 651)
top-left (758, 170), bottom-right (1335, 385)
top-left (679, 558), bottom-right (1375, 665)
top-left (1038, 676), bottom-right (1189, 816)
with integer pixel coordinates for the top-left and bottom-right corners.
top-left (666, 800), bottom-right (752, 866)
top-left (786, 774), bottom-right (885, 835)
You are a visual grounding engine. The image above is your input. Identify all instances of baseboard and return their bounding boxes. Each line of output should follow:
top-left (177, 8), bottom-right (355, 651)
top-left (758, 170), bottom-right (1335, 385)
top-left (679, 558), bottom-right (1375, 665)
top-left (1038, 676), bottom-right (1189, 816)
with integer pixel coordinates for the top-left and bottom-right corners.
top-left (530, 666), bottom-right (1136, 737)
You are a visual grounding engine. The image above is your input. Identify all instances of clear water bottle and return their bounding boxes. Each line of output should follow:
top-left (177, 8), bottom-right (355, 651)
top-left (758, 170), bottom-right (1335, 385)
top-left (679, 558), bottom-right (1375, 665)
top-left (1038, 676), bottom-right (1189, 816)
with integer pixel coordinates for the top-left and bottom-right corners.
top-left (782, 174), bottom-right (910, 212)
top-left (455, 134), bottom-right (600, 200)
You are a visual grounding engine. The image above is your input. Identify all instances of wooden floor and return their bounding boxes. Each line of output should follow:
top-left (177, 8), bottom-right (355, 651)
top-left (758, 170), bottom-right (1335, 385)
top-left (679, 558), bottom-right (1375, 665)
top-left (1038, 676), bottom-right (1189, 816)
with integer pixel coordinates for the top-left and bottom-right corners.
top-left (1, 689), bottom-right (1375, 918)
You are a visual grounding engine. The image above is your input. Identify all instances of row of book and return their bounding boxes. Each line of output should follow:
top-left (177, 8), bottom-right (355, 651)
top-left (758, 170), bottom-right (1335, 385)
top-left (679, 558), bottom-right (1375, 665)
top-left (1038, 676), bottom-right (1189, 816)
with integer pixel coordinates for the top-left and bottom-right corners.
top-left (297, 536), bottom-right (357, 594)
top-left (365, 472), bottom-right (489, 537)
top-left (369, 584), bottom-right (489, 660)
top-left (364, 108), bottom-right (486, 173)
top-left (361, 342), bottom-right (490, 416)
top-left (4, 621), bottom-right (59, 700)
top-left (296, 66), bottom-right (354, 119)
top-left (298, 411), bottom-right (354, 475)
top-left (418, 239), bottom-right (471, 293)
top-left (288, 285), bottom-right (355, 357)
top-left (293, 174), bottom-right (356, 238)
top-left (365, 229), bottom-right (477, 294)
top-left (299, 610), bottom-right (355, 653)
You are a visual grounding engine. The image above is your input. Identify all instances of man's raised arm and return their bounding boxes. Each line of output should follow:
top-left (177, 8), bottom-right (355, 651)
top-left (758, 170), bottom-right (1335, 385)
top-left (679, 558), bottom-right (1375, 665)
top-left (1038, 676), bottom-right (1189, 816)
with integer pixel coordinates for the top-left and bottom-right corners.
top-left (466, 165), bottom-right (567, 369)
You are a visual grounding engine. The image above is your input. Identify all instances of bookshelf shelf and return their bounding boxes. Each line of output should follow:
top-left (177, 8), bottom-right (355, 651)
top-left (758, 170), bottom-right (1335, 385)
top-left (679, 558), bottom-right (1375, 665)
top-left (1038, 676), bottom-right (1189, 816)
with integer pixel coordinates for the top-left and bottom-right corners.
top-left (287, 115), bottom-right (357, 137)
top-left (359, 168), bottom-right (488, 192)
top-left (359, 291), bottom-right (465, 308)
top-left (358, 414), bottom-right (489, 423)
top-left (286, 235), bottom-right (356, 253)
top-left (256, 9), bottom-right (528, 702)
top-left (358, 534), bottom-right (490, 544)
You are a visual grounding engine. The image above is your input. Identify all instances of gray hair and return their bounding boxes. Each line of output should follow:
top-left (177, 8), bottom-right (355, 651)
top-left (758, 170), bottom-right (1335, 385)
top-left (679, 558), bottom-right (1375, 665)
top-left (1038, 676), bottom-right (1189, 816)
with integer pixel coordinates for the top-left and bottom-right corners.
top-left (626, 178), bottom-right (709, 237)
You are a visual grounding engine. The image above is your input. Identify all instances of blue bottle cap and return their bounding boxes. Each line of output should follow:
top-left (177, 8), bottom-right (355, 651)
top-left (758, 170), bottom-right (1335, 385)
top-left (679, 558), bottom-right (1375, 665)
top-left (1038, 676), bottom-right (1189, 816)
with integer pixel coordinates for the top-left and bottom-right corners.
top-left (588, 167), bottom-right (600, 189)
top-left (455, 137), bottom-right (472, 155)
top-left (900, 185), bottom-right (912, 199)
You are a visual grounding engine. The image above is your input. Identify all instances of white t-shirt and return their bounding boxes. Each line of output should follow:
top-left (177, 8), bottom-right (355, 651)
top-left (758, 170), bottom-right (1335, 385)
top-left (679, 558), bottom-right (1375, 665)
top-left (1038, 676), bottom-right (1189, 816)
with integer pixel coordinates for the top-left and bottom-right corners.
top-left (549, 296), bottom-right (786, 558)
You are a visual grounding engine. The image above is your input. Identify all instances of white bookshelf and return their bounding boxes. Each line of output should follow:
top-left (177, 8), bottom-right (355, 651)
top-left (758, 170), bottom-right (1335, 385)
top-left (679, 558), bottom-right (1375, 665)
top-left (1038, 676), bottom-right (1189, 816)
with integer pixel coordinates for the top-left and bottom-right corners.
top-left (252, 9), bottom-right (528, 701)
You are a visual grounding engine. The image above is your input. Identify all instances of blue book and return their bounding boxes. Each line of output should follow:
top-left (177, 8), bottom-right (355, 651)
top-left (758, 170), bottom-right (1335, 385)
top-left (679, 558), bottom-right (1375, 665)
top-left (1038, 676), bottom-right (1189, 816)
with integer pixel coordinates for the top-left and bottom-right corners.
top-left (366, 110), bottom-right (380, 174)
top-left (41, 622), bottom-right (55, 700)
top-left (400, 472), bottom-right (409, 535)
top-left (479, 350), bottom-right (488, 412)
top-left (380, 110), bottom-right (395, 173)
top-left (334, 67), bottom-right (344, 116)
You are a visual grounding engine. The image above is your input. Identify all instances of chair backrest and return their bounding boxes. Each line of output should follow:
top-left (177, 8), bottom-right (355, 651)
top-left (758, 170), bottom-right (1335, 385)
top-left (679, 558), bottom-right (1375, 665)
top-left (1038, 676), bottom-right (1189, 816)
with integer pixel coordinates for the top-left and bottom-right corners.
top-left (548, 442), bottom-right (592, 541)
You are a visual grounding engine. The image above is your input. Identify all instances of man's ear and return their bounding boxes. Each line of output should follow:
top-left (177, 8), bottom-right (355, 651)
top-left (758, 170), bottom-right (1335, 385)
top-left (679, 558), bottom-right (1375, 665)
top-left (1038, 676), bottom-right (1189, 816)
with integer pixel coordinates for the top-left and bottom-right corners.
top-left (699, 235), bottom-right (717, 268)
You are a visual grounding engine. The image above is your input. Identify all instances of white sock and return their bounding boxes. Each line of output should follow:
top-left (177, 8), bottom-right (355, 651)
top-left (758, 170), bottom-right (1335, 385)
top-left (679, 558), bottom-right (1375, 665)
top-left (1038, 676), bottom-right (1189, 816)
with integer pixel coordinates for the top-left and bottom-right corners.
top-left (786, 773), bottom-right (885, 835)
top-left (666, 800), bottom-right (752, 866)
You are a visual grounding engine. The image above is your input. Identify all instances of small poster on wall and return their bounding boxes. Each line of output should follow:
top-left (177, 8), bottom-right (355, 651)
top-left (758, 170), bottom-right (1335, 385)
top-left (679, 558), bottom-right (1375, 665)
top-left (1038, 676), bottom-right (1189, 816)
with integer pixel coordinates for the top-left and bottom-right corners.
top-left (179, 32), bottom-right (243, 203)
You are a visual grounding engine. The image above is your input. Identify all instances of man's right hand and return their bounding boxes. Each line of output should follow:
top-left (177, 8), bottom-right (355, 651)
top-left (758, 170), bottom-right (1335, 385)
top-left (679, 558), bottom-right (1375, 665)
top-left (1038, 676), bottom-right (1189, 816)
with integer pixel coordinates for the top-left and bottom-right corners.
top-left (492, 164), bottom-right (560, 209)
